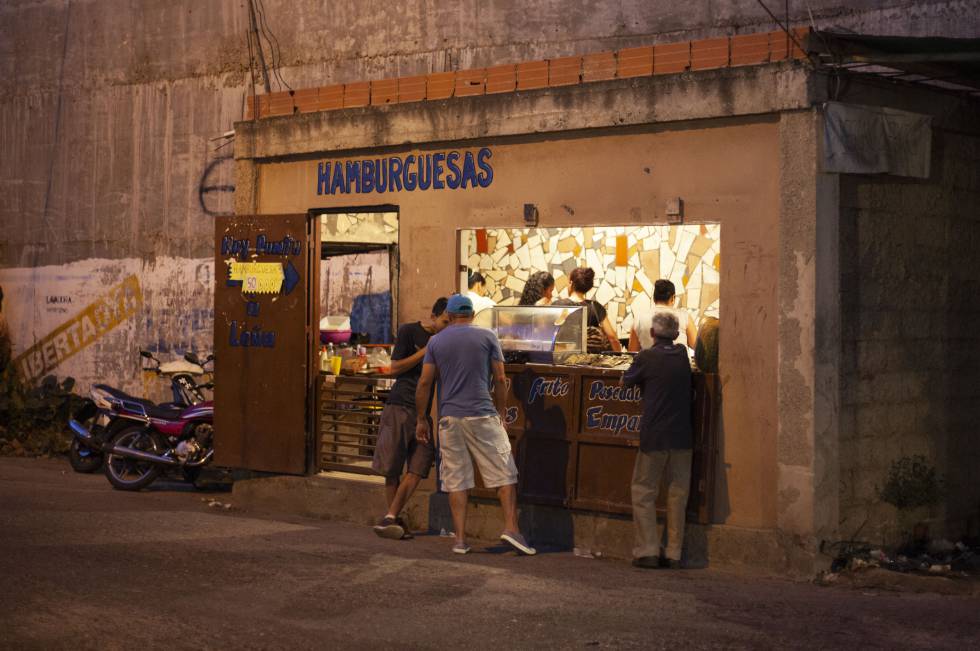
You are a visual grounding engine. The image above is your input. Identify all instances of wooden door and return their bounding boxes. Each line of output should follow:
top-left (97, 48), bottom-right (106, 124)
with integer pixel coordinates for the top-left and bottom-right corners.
top-left (213, 214), bottom-right (315, 474)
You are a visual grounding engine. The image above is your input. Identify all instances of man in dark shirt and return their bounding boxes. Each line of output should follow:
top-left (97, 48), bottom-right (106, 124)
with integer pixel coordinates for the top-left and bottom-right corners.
top-left (622, 311), bottom-right (693, 569)
top-left (372, 297), bottom-right (450, 539)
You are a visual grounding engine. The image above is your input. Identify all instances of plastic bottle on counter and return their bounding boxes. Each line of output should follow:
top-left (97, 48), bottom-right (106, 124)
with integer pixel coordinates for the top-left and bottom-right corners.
top-left (319, 346), bottom-right (329, 372)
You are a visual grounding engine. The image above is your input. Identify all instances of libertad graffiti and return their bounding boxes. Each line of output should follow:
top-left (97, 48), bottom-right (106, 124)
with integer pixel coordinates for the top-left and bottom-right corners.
top-left (13, 275), bottom-right (143, 383)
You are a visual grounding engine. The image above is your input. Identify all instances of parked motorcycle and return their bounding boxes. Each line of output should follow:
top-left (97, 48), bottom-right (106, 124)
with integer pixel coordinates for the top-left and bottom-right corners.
top-left (99, 392), bottom-right (214, 491)
top-left (67, 351), bottom-right (213, 473)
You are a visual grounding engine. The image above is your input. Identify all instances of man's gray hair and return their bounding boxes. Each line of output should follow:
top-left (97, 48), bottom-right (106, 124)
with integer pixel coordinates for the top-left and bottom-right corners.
top-left (650, 312), bottom-right (679, 340)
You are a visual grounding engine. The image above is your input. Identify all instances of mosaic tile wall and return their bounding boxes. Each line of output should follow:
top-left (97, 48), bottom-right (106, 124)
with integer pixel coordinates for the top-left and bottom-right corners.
top-left (462, 225), bottom-right (720, 338)
top-left (320, 212), bottom-right (398, 244)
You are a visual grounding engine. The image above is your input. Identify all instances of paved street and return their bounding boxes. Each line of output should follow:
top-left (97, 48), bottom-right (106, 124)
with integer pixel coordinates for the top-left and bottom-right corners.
top-left (1, 457), bottom-right (978, 650)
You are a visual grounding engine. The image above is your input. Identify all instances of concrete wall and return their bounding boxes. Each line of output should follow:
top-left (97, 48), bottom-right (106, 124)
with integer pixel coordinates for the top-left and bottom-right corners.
top-left (838, 128), bottom-right (980, 544)
top-left (0, 0), bottom-right (972, 393)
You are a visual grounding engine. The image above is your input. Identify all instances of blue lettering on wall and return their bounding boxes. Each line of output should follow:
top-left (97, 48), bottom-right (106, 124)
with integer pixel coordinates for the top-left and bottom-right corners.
top-left (229, 320), bottom-right (276, 349)
top-left (528, 376), bottom-right (570, 404)
top-left (504, 406), bottom-right (519, 425)
top-left (445, 151), bottom-right (461, 189)
top-left (588, 380), bottom-right (642, 403)
top-left (404, 155), bottom-right (418, 191)
top-left (476, 147), bottom-right (493, 188)
top-left (585, 406), bottom-right (641, 435)
top-left (221, 235), bottom-right (301, 261)
top-left (315, 147), bottom-right (495, 195)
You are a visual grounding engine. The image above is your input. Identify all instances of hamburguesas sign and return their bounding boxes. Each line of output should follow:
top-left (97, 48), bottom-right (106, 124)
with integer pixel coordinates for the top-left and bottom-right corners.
top-left (316, 147), bottom-right (493, 195)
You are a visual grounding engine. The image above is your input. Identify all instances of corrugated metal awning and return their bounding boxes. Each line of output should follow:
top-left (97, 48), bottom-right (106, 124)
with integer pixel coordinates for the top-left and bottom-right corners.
top-left (809, 31), bottom-right (980, 97)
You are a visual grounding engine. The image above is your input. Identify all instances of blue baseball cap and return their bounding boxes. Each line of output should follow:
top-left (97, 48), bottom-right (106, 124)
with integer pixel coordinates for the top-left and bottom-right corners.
top-left (446, 294), bottom-right (474, 315)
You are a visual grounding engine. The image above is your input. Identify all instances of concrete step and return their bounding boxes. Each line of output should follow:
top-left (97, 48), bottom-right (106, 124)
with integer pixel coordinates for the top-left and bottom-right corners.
top-left (232, 471), bottom-right (818, 576)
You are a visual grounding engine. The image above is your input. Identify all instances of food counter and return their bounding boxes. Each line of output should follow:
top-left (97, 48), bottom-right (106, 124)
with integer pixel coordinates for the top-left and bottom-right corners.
top-left (315, 303), bottom-right (719, 523)
top-left (477, 362), bottom-right (718, 523)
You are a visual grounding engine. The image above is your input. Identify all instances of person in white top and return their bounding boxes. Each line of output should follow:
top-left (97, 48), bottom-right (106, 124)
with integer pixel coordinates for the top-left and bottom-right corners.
top-left (466, 271), bottom-right (497, 314)
top-left (629, 279), bottom-right (698, 352)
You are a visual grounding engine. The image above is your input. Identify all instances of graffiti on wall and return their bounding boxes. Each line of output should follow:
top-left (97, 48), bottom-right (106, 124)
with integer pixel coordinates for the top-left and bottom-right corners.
top-left (13, 275), bottom-right (143, 383)
top-left (198, 154), bottom-right (235, 217)
top-left (0, 257), bottom-right (215, 397)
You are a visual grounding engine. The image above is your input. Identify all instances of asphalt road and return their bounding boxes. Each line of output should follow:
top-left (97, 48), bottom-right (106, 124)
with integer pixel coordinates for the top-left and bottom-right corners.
top-left (1, 457), bottom-right (978, 650)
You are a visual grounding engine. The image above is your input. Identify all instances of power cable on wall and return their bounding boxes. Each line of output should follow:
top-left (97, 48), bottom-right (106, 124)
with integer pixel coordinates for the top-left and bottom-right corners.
top-left (39, 0), bottom-right (73, 266)
top-left (246, 0), bottom-right (291, 93)
top-left (254, 0), bottom-right (291, 92)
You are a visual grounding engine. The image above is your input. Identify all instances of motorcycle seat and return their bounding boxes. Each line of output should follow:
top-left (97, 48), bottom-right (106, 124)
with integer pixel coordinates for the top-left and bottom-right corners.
top-left (94, 384), bottom-right (158, 408)
top-left (145, 404), bottom-right (185, 420)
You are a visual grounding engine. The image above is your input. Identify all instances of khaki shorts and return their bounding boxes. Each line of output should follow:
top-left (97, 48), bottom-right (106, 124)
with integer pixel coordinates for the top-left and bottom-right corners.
top-left (438, 415), bottom-right (518, 492)
top-left (371, 404), bottom-right (434, 479)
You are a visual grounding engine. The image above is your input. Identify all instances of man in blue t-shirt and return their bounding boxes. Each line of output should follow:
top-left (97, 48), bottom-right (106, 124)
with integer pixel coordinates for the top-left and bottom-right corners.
top-left (415, 294), bottom-right (536, 556)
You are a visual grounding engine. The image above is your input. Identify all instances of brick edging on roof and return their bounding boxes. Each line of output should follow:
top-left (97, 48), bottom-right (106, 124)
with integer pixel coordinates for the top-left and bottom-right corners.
top-left (245, 28), bottom-right (810, 120)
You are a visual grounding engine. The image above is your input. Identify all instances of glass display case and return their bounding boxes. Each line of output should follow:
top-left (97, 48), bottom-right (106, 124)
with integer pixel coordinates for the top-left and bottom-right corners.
top-left (474, 305), bottom-right (587, 364)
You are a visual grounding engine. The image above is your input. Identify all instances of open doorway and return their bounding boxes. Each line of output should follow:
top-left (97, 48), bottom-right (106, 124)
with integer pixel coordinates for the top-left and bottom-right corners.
top-left (314, 208), bottom-right (399, 475)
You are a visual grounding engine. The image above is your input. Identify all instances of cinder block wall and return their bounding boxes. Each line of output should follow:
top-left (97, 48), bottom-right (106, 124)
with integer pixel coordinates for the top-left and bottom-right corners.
top-left (838, 129), bottom-right (980, 545)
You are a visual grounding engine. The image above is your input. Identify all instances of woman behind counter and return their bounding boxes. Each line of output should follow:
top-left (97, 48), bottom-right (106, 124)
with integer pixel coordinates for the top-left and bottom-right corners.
top-left (556, 267), bottom-right (622, 352)
top-left (518, 271), bottom-right (555, 306)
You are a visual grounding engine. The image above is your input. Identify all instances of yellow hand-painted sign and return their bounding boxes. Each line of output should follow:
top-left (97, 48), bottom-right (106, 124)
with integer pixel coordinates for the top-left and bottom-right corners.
top-left (227, 261), bottom-right (284, 294)
top-left (13, 274), bottom-right (143, 384)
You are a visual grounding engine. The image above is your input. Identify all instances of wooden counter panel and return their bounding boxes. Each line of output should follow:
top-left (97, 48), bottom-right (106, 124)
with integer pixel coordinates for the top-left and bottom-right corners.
top-left (505, 366), bottom-right (576, 437)
top-left (573, 441), bottom-right (635, 513)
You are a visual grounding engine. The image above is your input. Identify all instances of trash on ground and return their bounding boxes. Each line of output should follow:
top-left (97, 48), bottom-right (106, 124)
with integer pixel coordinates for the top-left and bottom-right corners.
top-left (819, 537), bottom-right (979, 582)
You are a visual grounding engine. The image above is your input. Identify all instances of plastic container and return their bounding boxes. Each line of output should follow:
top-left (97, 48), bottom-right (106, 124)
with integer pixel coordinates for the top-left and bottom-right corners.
top-left (319, 316), bottom-right (353, 345)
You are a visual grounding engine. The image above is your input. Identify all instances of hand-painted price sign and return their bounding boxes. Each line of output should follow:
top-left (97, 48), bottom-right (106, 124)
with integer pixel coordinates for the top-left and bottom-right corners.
top-left (227, 261), bottom-right (284, 294)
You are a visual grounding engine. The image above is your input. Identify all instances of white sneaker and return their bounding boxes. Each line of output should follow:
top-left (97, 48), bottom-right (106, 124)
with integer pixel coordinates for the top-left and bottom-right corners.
top-left (500, 531), bottom-right (536, 555)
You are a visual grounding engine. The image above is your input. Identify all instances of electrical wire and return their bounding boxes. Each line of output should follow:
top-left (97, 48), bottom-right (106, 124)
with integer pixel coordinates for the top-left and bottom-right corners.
top-left (255, 0), bottom-right (291, 92)
top-left (753, 0), bottom-right (817, 67)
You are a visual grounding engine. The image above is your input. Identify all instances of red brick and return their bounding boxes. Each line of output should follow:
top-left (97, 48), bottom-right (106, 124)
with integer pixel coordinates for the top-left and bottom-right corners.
top-left (769, 30), bottom-right (791, 61)
top-left (266, 90), bottom-right (294, 116)
top-left (582, 51), bottom-right (616, 82)
top-left (766, 28), bottom-right (809, 61)
top-left (370, 78), bottom-right (398, 105)
top-left (731, 32), bottom-right (770, 66)
top-left (343, 81), bottom-right (370, 108)
top-left (426, 72), bottom-right (455, 100)
top-left (397, 75), bottom-right (426, 103)
top-left (291, 87), bottom-right (319, 113)
top-left (455, 68), bottom-right (486, 97)
top-left (617, 46), bottom-right (653, 78)
top-left (653, 41), bottom-right (690, 75)
top-left (516, 60), bottom-right (548, 90)
top-left (549, 55), bottom-right (582, 86)
top-left (316, 84), bottom-right (344, 111)
top-left (791, 27), bottom-right (810, 59)
top-left (485, 64), bottom-right (516, 94)
top-left (244, 95), bottom-right (266, 119)
top-left (691, 37), bottom-right (729, 70)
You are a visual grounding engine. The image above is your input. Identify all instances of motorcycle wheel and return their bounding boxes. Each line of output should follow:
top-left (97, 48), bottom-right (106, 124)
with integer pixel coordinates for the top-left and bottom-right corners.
top-left (68, 438), bottom-right (104, 473)
top-left (103, 426), bottom-right (163, 491)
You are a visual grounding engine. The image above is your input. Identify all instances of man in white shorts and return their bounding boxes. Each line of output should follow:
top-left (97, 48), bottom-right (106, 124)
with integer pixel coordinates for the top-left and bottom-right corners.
top-left (415, 294), bottom-right (536, 556)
